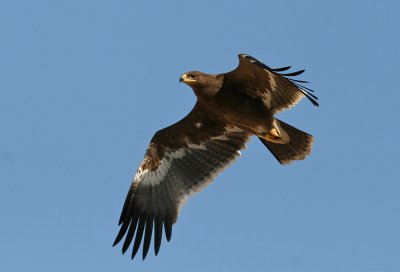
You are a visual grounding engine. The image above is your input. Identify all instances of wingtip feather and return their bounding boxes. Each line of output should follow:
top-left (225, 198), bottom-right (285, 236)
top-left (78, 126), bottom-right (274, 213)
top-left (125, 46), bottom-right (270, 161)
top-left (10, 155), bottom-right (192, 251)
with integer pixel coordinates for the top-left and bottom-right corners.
top-left (131, 217), bottom-right (146, 260)
top-left (164, 220), bottom-right (172, 242)
top-left (154, 218), bottom-right (163, 256)
top-left (142, 217), bottom-right (154, 260)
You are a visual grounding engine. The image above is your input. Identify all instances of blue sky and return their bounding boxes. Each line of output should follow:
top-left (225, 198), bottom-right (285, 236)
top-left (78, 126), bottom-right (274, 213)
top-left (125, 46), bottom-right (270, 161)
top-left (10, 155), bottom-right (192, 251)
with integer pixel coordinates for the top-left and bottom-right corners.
top-left (1, 1), bottom-right (399, 271)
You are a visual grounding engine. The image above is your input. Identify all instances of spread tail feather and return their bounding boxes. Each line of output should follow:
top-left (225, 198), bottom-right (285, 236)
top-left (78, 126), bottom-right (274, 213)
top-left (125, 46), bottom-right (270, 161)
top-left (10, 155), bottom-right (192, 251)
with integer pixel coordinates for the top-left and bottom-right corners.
top-left (259, 119), bottom-right (313, 164)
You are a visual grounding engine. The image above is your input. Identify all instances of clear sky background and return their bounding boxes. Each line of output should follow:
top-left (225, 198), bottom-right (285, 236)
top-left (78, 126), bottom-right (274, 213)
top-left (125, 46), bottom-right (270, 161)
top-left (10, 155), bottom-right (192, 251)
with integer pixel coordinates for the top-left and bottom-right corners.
top-left (1, 1), bottom-right (399, 271)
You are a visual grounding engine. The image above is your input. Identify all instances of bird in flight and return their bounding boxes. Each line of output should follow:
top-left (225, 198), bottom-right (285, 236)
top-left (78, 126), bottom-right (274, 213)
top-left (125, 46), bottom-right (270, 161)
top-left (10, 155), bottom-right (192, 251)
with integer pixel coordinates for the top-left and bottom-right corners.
top-left (113, 54), bottom-right (318, 260)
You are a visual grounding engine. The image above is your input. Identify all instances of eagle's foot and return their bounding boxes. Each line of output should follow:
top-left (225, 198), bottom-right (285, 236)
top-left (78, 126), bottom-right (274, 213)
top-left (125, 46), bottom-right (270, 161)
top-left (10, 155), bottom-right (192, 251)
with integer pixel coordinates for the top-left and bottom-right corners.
top-left (269, 128), bottom-right (281, 138)
top-left (264, 128), bottom-right (287, 144)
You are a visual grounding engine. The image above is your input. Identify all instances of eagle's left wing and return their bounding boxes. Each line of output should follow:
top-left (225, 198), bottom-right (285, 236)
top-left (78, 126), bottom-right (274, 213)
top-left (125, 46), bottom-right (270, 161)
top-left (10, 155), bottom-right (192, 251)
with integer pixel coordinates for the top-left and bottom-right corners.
top-left (113, 103), bottom-right (250, 260)
top-left (223, 54), bottom-right (318, 114)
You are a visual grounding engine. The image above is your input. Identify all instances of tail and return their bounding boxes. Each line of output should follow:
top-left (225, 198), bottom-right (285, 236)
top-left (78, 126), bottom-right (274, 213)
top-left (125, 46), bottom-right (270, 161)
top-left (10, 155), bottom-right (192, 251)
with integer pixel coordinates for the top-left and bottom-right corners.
top-left (259, 119), bottom-right (314, 165)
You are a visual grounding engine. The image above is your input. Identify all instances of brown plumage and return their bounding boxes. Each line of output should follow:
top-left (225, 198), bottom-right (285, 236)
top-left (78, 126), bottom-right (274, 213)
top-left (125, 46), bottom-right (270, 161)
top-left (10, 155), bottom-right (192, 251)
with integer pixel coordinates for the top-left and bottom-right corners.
top-left (113, 54), bottom-right (318, 260)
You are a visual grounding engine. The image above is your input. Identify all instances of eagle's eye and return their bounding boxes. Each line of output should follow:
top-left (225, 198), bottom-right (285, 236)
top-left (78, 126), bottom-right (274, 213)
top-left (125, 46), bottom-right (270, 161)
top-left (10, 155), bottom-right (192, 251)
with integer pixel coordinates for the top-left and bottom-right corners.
top-left (187, 74), bottom-right (197, 79)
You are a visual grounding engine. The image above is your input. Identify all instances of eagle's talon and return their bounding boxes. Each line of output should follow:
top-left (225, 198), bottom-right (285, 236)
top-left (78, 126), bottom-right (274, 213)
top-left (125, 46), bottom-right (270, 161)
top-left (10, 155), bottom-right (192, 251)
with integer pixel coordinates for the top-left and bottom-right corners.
top-left (269, 128), bottom-right (281, 138)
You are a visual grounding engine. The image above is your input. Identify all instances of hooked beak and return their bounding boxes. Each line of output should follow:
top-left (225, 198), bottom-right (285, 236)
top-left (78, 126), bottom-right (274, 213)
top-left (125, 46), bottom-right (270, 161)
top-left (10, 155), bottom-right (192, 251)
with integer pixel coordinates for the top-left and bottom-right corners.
top-left (179, 73), bottom-right (196, 84)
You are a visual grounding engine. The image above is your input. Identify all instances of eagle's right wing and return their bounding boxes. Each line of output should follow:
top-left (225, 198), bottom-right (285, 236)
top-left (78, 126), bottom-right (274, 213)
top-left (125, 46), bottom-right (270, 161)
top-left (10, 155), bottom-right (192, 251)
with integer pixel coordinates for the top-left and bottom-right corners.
top-left (113, 103), bottom-right (250, 260)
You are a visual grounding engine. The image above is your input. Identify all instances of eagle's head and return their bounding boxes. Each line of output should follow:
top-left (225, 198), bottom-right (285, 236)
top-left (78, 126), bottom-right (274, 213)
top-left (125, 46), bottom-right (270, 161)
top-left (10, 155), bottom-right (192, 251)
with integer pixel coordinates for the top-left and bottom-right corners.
top-left (179, 71), bottom-right (223, 97)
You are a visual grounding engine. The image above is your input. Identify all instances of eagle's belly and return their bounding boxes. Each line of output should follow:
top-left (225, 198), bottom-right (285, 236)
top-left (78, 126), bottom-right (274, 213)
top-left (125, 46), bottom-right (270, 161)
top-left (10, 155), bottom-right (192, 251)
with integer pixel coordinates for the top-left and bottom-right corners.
top-left (206, 92), bottom-right (274, 136)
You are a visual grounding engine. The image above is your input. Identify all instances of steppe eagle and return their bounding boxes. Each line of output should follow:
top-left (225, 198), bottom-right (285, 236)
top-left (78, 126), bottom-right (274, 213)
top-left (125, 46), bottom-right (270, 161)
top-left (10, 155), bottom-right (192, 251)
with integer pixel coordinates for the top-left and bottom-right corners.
top-left (113, 54), bottom-right (318, 260)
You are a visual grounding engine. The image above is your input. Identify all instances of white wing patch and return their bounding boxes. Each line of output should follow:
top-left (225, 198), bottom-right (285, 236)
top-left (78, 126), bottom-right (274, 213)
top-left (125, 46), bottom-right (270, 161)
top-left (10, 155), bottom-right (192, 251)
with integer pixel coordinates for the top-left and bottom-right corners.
top-left (134, 167), bottom-right (148, 182)
top-left (134, 148), bottom-right (185, 186)
top-left (187, 142), bottom-right (207, 150)
top-left (134, 126), bottom-right (249, 205)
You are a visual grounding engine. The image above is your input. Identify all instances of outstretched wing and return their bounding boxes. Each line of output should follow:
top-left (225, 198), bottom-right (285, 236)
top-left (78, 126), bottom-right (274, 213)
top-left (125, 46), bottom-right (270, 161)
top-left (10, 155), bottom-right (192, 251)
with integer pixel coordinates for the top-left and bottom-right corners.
top-left (113, 103), bottom-right (250, 260)
top-left (223, 54), bottom-right (318, 114)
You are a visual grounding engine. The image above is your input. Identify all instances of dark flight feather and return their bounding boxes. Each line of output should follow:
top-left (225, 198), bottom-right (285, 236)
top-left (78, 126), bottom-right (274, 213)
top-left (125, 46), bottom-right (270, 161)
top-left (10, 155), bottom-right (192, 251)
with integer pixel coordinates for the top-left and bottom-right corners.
top-left (142, 216), bottom-right (154, 260)
top-left (131, 216), bottom-right (146, 259)
top-left (271, 66), bottom-right (291, 72)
